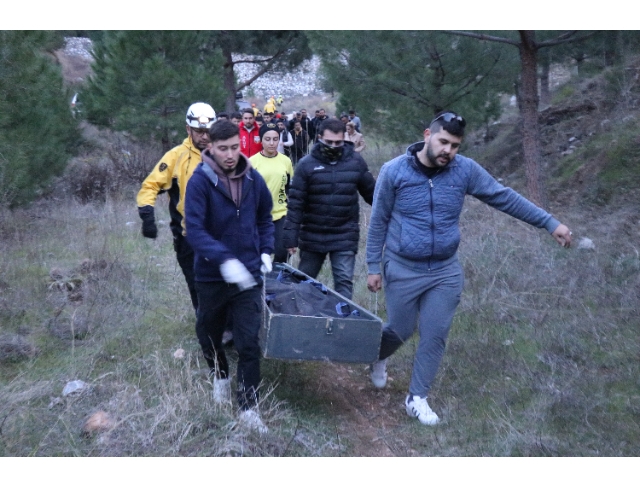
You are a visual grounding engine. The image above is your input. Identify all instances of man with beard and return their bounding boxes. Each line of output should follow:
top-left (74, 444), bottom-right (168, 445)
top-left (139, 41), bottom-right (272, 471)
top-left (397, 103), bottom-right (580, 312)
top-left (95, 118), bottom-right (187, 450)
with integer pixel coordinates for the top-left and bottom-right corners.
top-left (283, 118), bottom-right (375, 300)
top-left (238, 108), bottom-right (262, 158)
top-left (366, 111), bottom-right (573, 426)
top-left (137, 102), bottom-right (216, 312)
top-left (185, 120), bottom-right (273, 433)
top-left (311, 108), bottom-right (328, 143)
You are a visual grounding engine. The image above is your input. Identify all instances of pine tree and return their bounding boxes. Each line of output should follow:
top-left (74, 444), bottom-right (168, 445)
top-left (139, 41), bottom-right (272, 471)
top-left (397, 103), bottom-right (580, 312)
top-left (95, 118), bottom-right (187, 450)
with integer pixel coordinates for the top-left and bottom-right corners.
top-left (83, 31), bottom-right (227, 152)
top-left (308, 31), bottom-right (517, 143)
top-left (446, 30), bottom-right (598, 208)
top-left (0, 31), bottom-right (79, 205)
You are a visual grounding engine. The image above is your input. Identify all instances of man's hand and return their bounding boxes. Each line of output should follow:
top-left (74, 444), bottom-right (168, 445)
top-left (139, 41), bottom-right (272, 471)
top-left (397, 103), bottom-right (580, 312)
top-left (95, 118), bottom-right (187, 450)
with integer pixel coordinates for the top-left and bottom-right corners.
top-left (141, 219), bottom-right (158, 239)
top-left (287, 247), bottom-right (297, 255)
top-left (552, 224), bottom-right (573, 248)
top-left (220, 259), bottom-right (257, 291)
top-left (260, 253), bottom-right (273, 274)
top-left (367, 274), bottom-right (382, 292)
top-left (138, 206), bottom-right (157, 239)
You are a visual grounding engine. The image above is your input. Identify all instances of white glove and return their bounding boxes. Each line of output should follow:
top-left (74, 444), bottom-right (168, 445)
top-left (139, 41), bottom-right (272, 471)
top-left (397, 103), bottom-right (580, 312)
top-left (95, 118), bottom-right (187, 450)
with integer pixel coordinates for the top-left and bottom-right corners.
top-left (260, 253), bottom-right (273, 274)
top-left (220, 259), bottom-right (257, 291)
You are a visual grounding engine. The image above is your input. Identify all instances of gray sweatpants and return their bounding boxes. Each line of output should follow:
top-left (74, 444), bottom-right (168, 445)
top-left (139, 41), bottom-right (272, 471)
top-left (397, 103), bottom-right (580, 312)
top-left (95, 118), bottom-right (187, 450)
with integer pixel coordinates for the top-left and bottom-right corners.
top-left (380, 255), bottom-right (464, 398)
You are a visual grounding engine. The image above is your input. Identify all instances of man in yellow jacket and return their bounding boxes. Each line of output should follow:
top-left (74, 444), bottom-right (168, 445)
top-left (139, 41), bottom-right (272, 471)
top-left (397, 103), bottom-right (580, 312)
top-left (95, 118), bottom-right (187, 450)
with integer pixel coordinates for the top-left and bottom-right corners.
top-left (136, 102), bottom-right (216, 312)
top-left (263, 96), bottom-right (277, 115)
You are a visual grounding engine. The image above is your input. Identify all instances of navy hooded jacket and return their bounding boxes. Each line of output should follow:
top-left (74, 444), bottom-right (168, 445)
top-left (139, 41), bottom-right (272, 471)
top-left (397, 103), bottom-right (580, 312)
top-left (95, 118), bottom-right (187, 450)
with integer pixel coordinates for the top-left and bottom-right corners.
top-left (185, 154), bottom-right (274, 282)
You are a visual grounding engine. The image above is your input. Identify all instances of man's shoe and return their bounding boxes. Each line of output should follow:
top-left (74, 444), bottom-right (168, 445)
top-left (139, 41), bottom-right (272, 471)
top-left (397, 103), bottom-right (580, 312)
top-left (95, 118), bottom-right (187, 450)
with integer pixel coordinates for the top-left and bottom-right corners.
top-left (405, 394), bottom-right (440, 425)
top-left (238, 409), bottom-right (268, 434)
top-left (212, 378), bottom-right (231, 405)
top-left (370, 359), bottom-right (388, 388)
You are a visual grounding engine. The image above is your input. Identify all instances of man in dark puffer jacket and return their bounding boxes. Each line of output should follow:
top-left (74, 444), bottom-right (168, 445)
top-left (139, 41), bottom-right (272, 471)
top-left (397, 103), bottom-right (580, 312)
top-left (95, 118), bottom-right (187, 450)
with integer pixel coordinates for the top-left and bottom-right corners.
top-left (283, 118), bottom-right (375, 300)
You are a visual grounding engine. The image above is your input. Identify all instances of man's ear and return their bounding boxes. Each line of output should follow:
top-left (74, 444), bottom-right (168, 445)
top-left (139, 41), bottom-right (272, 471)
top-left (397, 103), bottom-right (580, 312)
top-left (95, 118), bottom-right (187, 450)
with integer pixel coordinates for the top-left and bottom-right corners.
top-left (423, 128), bottom-right (431, 140)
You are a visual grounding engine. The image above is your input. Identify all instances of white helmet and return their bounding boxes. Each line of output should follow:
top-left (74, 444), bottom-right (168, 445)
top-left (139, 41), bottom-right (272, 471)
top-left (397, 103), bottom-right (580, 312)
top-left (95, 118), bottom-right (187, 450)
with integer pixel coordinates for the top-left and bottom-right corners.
top-left (186, 102), bottom-right (216, 129)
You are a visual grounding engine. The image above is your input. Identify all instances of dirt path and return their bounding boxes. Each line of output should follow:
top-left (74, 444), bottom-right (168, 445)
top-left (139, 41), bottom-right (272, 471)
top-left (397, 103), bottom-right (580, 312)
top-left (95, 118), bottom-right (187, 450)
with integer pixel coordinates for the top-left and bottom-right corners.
top-left (311, 362), bottom-right (406, 457)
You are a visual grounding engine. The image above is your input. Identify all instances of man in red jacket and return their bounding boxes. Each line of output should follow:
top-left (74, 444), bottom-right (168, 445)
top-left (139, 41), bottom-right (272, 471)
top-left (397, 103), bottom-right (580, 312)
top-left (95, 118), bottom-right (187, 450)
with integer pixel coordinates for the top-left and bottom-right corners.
top-left (238, 108), bottom-right (262, 158)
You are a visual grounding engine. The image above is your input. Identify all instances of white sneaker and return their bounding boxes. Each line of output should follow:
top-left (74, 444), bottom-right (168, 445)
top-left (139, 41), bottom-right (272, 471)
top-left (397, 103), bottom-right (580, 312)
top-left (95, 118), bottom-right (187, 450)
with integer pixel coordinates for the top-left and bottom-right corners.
top-left (238, 409), bottom-right (268, 434)
top-left (370, 359), bottom-right (388, 388)
top-left (405, 394), bottom-right (440, 425)
top-left (212, 378), bottom-right (231, 405)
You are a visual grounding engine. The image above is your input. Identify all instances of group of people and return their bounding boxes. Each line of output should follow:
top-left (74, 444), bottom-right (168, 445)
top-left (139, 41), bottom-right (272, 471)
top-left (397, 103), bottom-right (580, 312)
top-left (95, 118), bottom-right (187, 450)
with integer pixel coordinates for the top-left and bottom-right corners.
top-left (137, 101), bottom-right (573, 433)
top-left (217, 106), bottom-right (365, 165)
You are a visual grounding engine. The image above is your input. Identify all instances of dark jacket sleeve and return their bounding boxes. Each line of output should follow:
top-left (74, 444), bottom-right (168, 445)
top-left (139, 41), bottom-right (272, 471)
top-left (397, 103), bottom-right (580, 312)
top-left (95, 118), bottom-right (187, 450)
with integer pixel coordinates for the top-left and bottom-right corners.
top-left (357, 157), bottom-right (376, 205)
top-left (282, 162), bottom-right (309, 248)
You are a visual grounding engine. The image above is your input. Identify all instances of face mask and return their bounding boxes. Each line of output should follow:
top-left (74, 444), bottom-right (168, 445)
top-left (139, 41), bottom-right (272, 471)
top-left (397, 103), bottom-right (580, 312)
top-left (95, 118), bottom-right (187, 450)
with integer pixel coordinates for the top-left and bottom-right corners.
top-left (318, 140), bottom-right (344, 162)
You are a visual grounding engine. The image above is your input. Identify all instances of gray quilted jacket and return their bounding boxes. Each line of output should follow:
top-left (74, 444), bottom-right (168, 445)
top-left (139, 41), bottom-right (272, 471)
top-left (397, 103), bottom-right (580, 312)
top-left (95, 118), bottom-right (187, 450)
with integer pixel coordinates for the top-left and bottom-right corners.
top-left (366, 142), bottom-right (560, 274)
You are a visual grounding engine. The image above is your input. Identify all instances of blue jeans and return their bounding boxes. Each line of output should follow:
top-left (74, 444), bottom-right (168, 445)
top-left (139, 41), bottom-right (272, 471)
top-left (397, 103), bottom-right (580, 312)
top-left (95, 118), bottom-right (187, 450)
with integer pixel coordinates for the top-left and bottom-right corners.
top-left (380, 256), bottom-right (464, 398)
top-left (298, 250), bottom-right (356, 300)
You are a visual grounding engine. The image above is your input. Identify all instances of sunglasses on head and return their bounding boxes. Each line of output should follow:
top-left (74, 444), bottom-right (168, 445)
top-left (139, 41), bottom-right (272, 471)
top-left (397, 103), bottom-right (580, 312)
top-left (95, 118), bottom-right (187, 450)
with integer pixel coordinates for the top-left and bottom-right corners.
top-left (431, 112), bottom-right (466, 127)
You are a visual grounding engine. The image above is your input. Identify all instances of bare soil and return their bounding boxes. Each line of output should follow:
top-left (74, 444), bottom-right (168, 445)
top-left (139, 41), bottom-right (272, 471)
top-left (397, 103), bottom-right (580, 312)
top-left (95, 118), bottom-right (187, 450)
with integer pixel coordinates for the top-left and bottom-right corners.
top-left (306, 362), bottom-right (407, 457)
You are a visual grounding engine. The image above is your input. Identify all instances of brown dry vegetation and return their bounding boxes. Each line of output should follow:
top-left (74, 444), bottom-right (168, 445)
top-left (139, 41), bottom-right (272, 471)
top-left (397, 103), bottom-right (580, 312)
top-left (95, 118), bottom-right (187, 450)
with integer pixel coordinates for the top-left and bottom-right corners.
top-left (0, 54), bottom-right (639, 458)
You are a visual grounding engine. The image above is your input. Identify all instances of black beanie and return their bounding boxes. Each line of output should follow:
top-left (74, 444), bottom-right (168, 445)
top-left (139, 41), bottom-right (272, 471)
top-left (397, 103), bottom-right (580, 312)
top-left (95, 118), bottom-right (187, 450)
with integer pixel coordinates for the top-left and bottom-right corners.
top-left (259, 122), bottom-right (281, 140)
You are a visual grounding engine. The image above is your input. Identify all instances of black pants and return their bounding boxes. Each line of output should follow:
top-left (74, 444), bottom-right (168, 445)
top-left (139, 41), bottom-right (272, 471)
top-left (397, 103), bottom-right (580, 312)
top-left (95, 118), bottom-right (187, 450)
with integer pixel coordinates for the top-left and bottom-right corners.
top-left (195, 280), bottom-right (263, 410)
top-left (174, 234), bottom-right (198, 312)
top-left (273, 217), bottom-right (288, 264)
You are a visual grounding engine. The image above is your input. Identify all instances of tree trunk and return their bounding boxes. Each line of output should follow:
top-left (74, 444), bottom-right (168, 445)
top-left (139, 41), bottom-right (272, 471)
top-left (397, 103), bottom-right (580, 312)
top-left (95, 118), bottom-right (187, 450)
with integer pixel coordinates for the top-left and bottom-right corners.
top-left (518, 31), bottom-right (547, 209)
top-left (222, 47), bottom-right (237, 113)
top-left (539, 48), bottom-right (551, 107)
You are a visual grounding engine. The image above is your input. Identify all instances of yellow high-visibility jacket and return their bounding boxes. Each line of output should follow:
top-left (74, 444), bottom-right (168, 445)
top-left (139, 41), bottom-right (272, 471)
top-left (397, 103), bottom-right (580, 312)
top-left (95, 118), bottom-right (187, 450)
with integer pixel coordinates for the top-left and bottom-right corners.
top-left (136, 137), bottom-right (201, 237)
top-left (263, 98), bottom-right (277, 114)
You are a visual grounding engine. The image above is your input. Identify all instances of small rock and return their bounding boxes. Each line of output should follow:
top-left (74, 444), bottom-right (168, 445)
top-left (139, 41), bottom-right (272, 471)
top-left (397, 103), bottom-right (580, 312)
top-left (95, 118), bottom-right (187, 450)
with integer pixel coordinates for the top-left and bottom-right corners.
top-left (82, 411), bottom-right (114, 435)
top-left (568, 136), bottom-right (577, 142)
top-left (63, 380), bottom-right (88, 396)
top-left (173, 348), bottom-right (185, 359)
top-left (577, 237), bottom-right (596, 250)
top-left (126, 221), bottom-right (136, 226)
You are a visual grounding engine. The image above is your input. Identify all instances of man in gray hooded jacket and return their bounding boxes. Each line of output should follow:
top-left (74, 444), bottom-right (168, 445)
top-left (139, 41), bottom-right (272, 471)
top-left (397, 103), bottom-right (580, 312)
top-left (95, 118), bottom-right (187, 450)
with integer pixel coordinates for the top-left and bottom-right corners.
top-left (366, 111), bottom-right (572, 426)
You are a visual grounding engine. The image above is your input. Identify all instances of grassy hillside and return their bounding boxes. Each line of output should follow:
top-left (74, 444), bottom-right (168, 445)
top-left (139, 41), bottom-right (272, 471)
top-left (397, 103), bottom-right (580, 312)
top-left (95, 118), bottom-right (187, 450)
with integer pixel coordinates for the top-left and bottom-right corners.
top-left (1, 59), bottom-right (639, 458)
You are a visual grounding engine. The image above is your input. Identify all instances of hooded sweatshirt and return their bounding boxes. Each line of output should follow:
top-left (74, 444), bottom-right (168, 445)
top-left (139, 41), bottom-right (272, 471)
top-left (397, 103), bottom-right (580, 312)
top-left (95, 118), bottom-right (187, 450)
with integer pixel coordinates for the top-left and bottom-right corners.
top-left (201, 149), bottom-right (251, 208)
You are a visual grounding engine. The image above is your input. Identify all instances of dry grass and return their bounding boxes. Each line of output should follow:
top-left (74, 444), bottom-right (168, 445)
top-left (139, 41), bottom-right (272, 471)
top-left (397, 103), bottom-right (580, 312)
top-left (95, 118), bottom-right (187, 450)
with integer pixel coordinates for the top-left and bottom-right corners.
top-left (0, 194), bottom-right (341, 456)
top-left (1, 182), bottom-right (638, 456)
